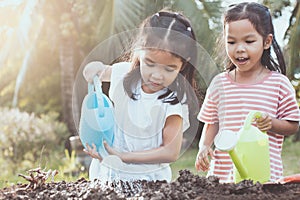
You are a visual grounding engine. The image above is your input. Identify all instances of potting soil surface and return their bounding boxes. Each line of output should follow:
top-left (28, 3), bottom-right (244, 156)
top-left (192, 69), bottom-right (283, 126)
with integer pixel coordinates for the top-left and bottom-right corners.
top-left (1, 170), bottom-right (299, 199)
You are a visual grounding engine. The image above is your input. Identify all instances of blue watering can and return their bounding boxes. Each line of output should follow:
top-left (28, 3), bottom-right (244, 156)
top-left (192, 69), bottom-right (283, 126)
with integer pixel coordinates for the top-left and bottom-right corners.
top-left (79, 76), bottom-right (114, 157)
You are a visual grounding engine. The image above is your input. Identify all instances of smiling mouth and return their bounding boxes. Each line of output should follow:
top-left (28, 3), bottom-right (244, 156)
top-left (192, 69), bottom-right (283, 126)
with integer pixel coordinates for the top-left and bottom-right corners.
top-left (235, 57), bottom-right (249, 64)
top-left (236, 57), bottom-right (249, 62)
top-left (150, 81), bottom-right (161, 87)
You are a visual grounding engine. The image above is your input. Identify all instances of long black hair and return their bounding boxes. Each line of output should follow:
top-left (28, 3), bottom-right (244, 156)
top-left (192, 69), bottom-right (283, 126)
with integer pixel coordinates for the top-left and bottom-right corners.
top-left (123, 10), bottom-right (199, 109)
top-left (222, 2), bottom-right (286, 74)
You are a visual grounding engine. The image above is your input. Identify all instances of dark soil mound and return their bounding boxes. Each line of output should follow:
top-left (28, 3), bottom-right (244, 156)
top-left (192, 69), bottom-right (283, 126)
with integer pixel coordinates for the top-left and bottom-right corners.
top-left (1, 170), bottom-right (299, 199)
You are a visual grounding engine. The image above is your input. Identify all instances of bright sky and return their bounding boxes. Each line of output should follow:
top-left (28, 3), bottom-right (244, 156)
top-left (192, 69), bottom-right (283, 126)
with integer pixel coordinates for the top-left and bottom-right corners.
top-left (0, 0), bottom-right (22, 7)
top-left (0, 0), bottom-right (294, 47)
top-left (221, 0), bottom-right (257, 6)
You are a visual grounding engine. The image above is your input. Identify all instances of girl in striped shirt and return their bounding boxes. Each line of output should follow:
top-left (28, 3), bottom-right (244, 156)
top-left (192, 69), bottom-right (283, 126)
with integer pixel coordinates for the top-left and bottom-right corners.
top-left (195, 2), bottom-right (300, 183)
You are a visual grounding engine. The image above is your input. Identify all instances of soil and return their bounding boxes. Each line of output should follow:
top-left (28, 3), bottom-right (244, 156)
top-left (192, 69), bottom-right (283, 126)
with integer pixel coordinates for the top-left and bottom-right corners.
top-left (1, 170), bottom-right (300, 200)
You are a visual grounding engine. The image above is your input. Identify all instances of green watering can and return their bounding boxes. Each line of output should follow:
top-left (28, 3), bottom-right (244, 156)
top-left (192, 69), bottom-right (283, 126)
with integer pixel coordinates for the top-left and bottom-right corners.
top-left (214, 111), bottom-right (271, 183)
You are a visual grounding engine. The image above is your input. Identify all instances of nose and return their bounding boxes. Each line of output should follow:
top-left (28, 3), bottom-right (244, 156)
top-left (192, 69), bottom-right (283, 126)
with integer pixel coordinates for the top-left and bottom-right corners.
top-left (236, 43), bottom-right (245, 53)
top-left (151, 68), bottom-right (164, 80)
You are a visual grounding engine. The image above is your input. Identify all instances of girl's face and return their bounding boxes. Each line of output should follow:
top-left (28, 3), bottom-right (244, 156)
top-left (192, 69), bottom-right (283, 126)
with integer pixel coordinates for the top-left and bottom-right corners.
top-left (225, 19), bottom-right (272, 72)
top-left (139, 50), bottom-right (183, 93)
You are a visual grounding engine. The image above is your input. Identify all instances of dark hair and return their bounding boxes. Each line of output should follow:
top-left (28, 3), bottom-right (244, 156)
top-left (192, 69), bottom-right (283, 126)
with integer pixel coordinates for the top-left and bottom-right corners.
top-left (123, 10), bottom-right (199, 108)
top-left (222, 2), bottom-right (286, 74)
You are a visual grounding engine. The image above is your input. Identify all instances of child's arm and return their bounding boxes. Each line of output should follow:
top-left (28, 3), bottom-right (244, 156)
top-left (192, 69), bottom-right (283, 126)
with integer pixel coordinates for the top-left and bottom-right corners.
top-left (104, 115), bottom-right (184, 164)
top-left (195, 123), bottom-right (218, 172)
top-left (83, 61), bottom-right (112, 83)
top-left (255, 114), bottom-right (299, 136)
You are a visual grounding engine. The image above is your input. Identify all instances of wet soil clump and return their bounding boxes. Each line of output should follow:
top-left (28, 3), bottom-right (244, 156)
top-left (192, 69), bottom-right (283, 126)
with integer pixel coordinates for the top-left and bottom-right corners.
top-left (1, 170), bottom-right (300, 199)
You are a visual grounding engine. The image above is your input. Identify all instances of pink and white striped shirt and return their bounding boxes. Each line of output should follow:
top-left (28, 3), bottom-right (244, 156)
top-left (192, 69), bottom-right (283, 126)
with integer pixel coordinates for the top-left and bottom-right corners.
top-left (198, 71), bottom-right (300, 183)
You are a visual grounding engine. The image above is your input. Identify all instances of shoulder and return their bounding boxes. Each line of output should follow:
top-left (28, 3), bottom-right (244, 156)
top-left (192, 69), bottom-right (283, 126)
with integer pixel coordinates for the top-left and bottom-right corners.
top-left (112, 62), bottom-right (131, 71)
top-left (111, 62), bottom-right (132, 79)
top-left (165, 103), bottom-right (190, 132)
top-left (210, 72), bottom-right (227, 84)
top-left (207, 72), bottom-right (228, 91)
top-left (268, 71), bottom-right (295, 93)
top-left (109, 62), bottom-right (131, 97)
top-left (269, 71), bottom-right (289, 80)
top-left (211, 72), bottom-right (226, 80)
top-left (269, 71), bottom-right (293, 86)
top-left (112, 61), bottom-right (131, 68)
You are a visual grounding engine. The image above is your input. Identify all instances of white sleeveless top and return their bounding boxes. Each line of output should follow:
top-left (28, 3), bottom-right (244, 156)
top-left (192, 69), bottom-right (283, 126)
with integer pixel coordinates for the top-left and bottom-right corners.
top-left (89, 62), bottom-right (189, 182)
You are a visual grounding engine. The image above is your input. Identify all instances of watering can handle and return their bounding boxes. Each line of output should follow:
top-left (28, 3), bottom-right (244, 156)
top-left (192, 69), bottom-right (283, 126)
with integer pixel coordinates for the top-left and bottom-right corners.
top-left (87, 76), bottom-right (105, 117)
top-left (244, 111), bottom-right (263, 130)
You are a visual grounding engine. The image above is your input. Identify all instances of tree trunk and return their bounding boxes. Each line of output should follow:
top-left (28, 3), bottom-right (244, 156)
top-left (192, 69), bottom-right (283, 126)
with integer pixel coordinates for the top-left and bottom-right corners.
top-left (288, 1), bottom-right (300, 141)
top-left (59, 38), bottom-right (79, 136)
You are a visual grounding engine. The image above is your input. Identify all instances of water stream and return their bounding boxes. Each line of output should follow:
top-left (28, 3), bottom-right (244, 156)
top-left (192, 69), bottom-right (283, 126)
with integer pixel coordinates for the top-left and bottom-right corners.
top-left (89, 168), bottom-right (143, 198)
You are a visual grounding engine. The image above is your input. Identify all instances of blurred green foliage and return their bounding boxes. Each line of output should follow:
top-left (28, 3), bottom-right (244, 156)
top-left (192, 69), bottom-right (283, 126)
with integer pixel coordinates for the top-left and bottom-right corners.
top-left (0, 108), bottom-right (70, 176)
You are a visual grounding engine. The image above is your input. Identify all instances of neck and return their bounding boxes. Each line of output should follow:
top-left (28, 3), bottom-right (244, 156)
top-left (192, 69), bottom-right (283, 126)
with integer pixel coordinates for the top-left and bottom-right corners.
top-left (234, 66), bottom-right (265, 84)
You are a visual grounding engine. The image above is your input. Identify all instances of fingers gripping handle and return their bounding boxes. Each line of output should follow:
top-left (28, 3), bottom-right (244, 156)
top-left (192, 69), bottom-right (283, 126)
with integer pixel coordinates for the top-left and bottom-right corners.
top-left (244, 110), bottom-right (262, 130)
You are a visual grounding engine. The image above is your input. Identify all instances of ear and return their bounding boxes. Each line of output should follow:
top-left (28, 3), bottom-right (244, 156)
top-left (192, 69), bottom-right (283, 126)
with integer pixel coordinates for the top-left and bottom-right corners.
top-left (264, 34), bottom-right (273, 49)
top-left (180, 64), bottom-right (186, 72)
top-left (180, 57), bottom-right (190, 71)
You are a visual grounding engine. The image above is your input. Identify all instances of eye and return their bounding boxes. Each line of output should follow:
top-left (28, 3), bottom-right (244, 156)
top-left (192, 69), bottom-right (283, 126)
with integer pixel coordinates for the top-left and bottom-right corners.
top-left (165, 67), bottom-right (175, 72)
top-left (146, 63), bottom-right (155, 67)
top-left (227, 41), bottom-right (235, 44)
top-left (246, 40), bottom-right (255, 44)
top-left (143, 60), bottom-right (155, 67)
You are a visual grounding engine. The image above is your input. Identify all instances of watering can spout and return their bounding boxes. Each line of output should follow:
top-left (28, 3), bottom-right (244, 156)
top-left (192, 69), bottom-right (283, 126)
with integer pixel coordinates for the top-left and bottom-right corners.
top-left (229, 149), bottom-right (248, 179)
top-left (214, 110), bottom-right (270, 183)
top-left (214, 130), bottom-right (248, 179)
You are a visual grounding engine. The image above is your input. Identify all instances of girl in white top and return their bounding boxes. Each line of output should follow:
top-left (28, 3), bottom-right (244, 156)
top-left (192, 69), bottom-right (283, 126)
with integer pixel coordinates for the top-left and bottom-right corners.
top-left (83, 10), bottom-right (200, 182)
top-left (195, 2), bottom-right (300, 183)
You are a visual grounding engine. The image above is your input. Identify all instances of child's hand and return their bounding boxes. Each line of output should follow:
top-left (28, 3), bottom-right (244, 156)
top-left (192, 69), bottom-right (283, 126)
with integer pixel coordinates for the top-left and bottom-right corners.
top-left (195, 145), bottom-right (214, 172)
top-left (255, 113), bottom-right (272, 132)
top-left (83, 143), bottom-right (103, 161)
top-left (83, 61), bottom-right (105, 83)
top-left (103, 141), bottom-right (123, 160)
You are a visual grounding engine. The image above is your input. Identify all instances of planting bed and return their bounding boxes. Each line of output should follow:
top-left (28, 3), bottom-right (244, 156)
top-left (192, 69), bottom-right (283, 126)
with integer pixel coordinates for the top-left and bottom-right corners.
top-left (1, 170), bottom-right (300, 199)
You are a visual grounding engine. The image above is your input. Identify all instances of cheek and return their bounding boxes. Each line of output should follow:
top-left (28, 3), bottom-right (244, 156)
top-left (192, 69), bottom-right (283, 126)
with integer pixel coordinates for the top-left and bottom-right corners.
top-left (140, 65), bottom-right (148, 76)
top-left (225, 43), bottom-right (230, 52)
top-left (225, 46), bottom-right (229, 55)
top-left (225, 42), bottom-right (231, 51)
top-left (140, 66), bottom-right (153, 83)
top-left (167, 72), bottom-right (180, 84)
top-left (225, 46), bottom-right (232, 57)
top-left (140, 69), bottom-right (148, 81)
top-left (225, 45), bottom-right (235, 58)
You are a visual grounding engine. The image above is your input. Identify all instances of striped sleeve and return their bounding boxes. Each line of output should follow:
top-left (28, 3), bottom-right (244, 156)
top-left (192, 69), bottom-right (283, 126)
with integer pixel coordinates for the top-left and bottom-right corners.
top-left (277, 74), bottom-right (300, 121)
top-left (197, 75), bottom-right (220, 124)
